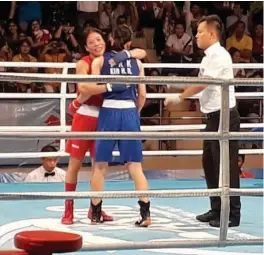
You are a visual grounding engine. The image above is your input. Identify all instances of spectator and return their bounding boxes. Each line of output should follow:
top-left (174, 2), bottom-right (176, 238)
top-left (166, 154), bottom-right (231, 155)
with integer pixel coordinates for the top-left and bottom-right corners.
top-left (226, 21), bottom-right (252, 62)
top-left (0, 38), bottom-right (12, 62)
top-left (226, 2), bottom-right (249, 35)
top-left (252, 23), bottom-right (263, 63)
top-left (238, 154), bottom-right (255, 178)
top-left (4, 19), bottom-right (20, 54)
top-left (0, 38), bottom-right (13, 92)
top-left (165, 22), bottom-right (193, 61)
top-left (12, 39), bottom-right (39, 93)
top-left (40, 40), bottom-right (72, 93)
top-left (54, 20), bottom-right (79, 53)
top-left (229, 47), bottom-right (246, 79)
top-left (163, 22), bottom-right (193, 75)
top-left (24, 145), bottom-right (65, 183)
top-left (99, 2), bottom-right (114, 34)
top-left (27, 20), bottom-right (52, 57)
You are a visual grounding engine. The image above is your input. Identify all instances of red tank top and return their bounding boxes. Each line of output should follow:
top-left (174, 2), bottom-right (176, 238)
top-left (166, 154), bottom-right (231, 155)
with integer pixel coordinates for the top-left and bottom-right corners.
top-left (77, 55), bottom-right (103, 107)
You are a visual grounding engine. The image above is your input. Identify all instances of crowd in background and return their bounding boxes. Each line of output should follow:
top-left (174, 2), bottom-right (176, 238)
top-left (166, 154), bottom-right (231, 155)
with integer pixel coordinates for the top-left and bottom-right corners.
top-left (0, 1), bottom-right (262, 122)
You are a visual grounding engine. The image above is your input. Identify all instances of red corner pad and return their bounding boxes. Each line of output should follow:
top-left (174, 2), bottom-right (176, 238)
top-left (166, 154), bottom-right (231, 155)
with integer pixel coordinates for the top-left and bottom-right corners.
top-left (14, 230), bottom-right (82, 254)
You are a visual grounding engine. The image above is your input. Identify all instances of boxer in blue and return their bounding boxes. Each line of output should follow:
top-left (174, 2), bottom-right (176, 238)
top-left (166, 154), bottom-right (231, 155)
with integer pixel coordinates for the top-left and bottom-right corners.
top-left (80, 24), bottom-right (151, 227)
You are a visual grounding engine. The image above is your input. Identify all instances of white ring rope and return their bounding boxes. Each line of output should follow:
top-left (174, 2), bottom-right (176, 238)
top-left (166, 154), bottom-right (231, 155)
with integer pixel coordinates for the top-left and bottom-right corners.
top-left (0, 123), bottom-right (262, 132)
top-left (0, 188), bottom-right (262, 200)
top-left (0, 149), bottom-right (262, 159)
top-left (0, 62), bottom-right (263, 69)
top-left (0, 131), bottom-right (262, 140)
top-left (0, 72), bottom-right (262, 85)
top-left (0, 92), bottom-right (263, 99)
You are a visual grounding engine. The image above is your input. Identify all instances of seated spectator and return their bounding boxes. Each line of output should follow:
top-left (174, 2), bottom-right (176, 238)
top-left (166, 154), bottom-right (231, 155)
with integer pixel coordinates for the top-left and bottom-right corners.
top-left (226, 2), bottom-right (249, 35)
top-left (0, 38), bottom-right (12, 62)
top-left (229, 47), bottom-right (246, 79)
top-left (238, 154), bottom-right (255, 178)
top-left (4, 19), bottom-right (20, 54)
top-left (0, 38), bottom-right (13, 92)
top-left (226, 21), bottom-right (252, 62)
top-left (163, 22), bottom-right (193, 75)
top-left (40, 39), bottom-right (72, 93)
top-left (27, 20), bottom-right (52, 57)
top-left (54, 20), bottom-right (79, 53)
top-left (12, 39), bottom-right (39, 93)
top-left (24, 145), bottom-right (65, 183)
top-left (252, 23), bottom-right (263, 63)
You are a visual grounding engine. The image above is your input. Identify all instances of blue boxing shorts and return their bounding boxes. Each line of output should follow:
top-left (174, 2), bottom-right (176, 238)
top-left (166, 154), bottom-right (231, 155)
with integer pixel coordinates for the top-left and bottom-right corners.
top-left (95, 106), bottom-right (143, 163)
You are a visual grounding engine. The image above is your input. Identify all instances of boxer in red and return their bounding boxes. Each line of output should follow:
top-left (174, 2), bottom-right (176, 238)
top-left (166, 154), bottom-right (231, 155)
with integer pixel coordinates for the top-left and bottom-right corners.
top-left (62, 28), bottom-right (146, 225)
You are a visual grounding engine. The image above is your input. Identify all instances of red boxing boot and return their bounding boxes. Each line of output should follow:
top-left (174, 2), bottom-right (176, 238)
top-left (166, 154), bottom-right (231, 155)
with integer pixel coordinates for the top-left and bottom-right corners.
top-left (61, 183), bottom-right (77, 225)
top-left (88, 208), bottom-right (114, 222)
top-left (61, 200), bottom-right (74, 225)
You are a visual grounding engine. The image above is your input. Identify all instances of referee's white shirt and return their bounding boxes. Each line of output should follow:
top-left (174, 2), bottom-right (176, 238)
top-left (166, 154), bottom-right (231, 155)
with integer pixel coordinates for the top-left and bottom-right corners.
top-left (24, 166), bottom-right (65, 183)
top-left (198, 42), bottom-right (236, 114)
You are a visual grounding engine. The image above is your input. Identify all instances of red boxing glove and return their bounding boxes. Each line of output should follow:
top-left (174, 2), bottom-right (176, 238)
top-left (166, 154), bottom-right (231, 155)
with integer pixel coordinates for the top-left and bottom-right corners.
top-left (69, 98), bottom-right (81, 114)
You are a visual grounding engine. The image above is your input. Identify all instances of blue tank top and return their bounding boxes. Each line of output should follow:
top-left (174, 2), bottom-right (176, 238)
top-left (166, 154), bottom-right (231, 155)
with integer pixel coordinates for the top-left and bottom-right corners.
top-left (100, 51), bottom-right (139, 101)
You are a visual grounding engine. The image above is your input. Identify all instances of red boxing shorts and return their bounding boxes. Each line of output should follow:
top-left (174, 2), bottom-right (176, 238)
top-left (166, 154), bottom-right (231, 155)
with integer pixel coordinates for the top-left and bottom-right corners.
top-left (66, 112), bottom-right (98, 160)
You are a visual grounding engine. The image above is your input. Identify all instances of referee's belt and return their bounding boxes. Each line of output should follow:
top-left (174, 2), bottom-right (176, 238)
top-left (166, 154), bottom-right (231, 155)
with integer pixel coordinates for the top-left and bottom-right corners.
top-left (205, 107), bottom-right (236, 119)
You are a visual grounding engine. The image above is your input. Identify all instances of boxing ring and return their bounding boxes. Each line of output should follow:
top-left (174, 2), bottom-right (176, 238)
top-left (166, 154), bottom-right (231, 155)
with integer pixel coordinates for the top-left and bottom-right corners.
top-left (0, 62), bottom-right (263, 254)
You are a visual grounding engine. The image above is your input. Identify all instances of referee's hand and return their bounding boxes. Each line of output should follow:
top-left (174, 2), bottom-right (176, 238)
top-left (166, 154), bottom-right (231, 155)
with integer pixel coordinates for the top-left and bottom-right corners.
top-left (164, 94), bottom-right (182, 107)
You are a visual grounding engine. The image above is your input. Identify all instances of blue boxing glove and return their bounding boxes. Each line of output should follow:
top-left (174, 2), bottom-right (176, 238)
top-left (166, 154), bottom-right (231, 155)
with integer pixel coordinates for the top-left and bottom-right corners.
top-left (109, 50), bottom-right (131, 66)
top-left (106, 83), bottom-right (128, 92)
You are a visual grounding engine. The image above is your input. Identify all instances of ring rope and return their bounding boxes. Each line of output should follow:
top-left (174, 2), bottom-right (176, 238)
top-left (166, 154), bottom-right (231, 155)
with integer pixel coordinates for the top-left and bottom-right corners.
top-left (0, 188), bottom-right (262, 201)
top-left (0, 92), bottom-right (263, 99)
top-left (0, 123), bottom-right (262, 132)
top-left (0, 73), bottom-right (262, 85)
top-left (0, 61), bottom-right (263, 69)
top-left (0, 149), bottom-right (262, 159)
top-left (0, 131), bottom-right (262, 140)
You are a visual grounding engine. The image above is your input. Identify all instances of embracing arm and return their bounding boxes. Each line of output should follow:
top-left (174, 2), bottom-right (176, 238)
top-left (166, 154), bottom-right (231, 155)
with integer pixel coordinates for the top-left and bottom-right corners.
top-left (78, 57), bottom-right (108, 95)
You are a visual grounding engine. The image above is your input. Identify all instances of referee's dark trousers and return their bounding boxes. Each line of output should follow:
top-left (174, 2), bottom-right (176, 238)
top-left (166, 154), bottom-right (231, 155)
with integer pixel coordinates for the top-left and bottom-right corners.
top-left (203, 107), bottom-right (241, 222)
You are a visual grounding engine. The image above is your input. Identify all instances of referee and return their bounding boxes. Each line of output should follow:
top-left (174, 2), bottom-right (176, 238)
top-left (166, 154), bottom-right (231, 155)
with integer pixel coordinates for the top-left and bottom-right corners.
top-left (164, 15), bottom-right (240, 228)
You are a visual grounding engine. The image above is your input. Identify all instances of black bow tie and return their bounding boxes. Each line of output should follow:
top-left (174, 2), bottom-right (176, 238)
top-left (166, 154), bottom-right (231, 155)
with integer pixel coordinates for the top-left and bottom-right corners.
top-left (44, 172), bottom-right (55, 177)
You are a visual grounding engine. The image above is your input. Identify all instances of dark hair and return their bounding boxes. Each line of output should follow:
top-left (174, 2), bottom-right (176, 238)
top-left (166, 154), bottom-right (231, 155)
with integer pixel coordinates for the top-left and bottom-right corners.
top-left (19, 38), bottom-right (31, 48)
top-left (0, 38), bottom-right (7, 49)
top-left (116, 15), bottom-right (127, 26)
top-left (41, 145), bottom-right (57, 153)
top-left (83, 27), bottom-right (105, 45)
top-left (198, 15), bottom-right (224, 40)
top-left (236, 20), bottom-right (246, 29)
top-left (112, 25), bottom-right (132, 51)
